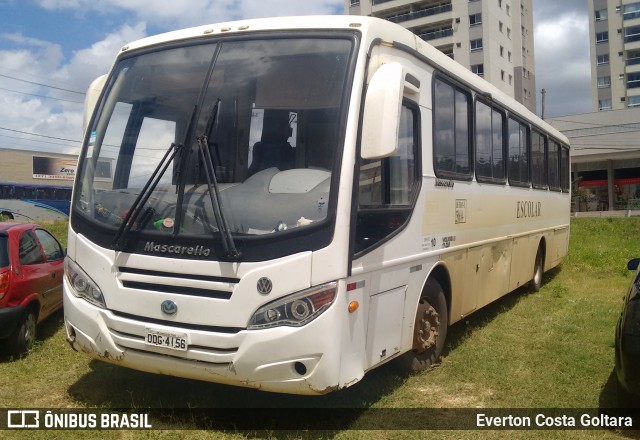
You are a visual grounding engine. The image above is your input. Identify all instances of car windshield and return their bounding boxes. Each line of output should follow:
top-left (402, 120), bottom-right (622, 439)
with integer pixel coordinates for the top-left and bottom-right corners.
top-left (74, 36), bottom-right (354, 244)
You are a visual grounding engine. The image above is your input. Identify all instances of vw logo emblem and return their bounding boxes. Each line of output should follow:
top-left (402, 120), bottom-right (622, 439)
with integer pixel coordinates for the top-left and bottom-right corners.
top-left (257, 277), bottom-right (272, 295)
top-left (161, 300), bottom-right (178, 315)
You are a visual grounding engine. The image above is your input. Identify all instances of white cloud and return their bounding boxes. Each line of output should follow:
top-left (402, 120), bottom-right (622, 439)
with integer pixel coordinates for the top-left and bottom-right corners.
top-left (55, 22), bottom-right (147, 88)
top-left (0, 23), bottom-right (148, 155)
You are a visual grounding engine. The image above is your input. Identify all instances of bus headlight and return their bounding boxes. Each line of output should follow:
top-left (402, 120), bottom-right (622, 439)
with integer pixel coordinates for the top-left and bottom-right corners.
top-left (248, 281), bottom-right (337, 329)
top-left (64, 257), bottom-right (106, 309)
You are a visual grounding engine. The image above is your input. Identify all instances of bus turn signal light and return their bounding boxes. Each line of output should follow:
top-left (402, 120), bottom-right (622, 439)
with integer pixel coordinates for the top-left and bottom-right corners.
top-left (348, 301), bottom-right (359, 313)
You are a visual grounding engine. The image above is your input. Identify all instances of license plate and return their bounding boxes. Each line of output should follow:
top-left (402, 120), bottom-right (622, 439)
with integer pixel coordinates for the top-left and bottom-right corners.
top-left (145, 329), bottom-right (188, 351)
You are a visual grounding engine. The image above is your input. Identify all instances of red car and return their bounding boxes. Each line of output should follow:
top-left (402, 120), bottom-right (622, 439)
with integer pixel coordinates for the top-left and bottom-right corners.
top-left (0, 222), bottom-right (64, 356)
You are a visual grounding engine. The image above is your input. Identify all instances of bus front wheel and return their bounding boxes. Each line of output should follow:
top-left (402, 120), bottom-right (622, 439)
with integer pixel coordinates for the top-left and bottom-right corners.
top-left (397, 278), bottom-right (448, 373)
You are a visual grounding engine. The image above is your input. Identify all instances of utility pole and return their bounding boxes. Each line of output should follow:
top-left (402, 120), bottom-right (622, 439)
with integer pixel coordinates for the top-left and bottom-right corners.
top-left (541, 88), bottom-right (546, 119)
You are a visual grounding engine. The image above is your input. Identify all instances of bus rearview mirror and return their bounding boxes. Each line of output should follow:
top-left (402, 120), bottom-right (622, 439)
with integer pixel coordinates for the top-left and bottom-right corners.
top-left (361, 62), bottom-right (404, 159)
top-left (83, 74), bottom-right (107, 136)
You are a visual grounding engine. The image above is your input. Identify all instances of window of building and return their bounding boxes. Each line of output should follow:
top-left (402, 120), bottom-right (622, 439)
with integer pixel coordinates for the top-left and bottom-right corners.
top-left (470, 13), bottom-right (482, 26)
top-left (597, 54), bottom-right (610, 65)
top-left (507, 28), bottom-right (511, 39)
top-left (471, 64), bottom-right (484, 76)
top-left (624, 25), bottom-right (640, 43)
top-left (624, 3), bottom-right (640, 20)
top-left (500, 45), bottom-right (504, 57)
top-left (508, 74), bottom-right (512, 85)
top-left (597, 76), bottom-right (611, 88)
top-left (498, 0), bottom-right (502, 8)
top-left (595, 9), bottom-right (607, 21)
top-left (350, 0), bottom-right (360, 5)
top-left (475, 100), bottom-right (505, 183)
top-left (521, 4), bottom-right (525, 15)
top-left (433, 77), bottom-right (471, 178)
top-left (598, 99), bottom-right (612, 110)
top-left (470, 38), bottom-right (483, 51)
top-left (499, 21), bottom-right (504, 33)
top-left (506, 4), bottom-right (510, 16)
top-left (522, 25), bottom-right (526, 37)
top-left (508, 117), bottom-right (529, 185)
top-left (531, 130), bottom-right (547, 189)
top-left (596, 31), bottom-right (609, 43)
top-left (628, 72), bottom-right (640, 89)
top-left (628, 95), bottom-right (640, 107)
top-left (501, 70), bottom-right (505, 81)
top-left (508, 51), bottom-right (512, 62)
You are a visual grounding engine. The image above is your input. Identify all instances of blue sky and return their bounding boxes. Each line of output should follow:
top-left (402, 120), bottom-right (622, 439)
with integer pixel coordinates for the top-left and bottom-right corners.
top-left (0, 0), bottom-right (589, 156)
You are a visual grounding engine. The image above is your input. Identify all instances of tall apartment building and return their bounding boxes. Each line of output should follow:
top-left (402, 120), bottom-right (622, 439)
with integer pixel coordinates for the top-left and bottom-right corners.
top-left (345, 0), bottom-right (536, 113)
top-left (589, 0), bottom-right (640, 111)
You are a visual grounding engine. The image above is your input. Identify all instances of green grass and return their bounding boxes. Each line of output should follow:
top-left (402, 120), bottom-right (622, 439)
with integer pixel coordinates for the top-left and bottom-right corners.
top-left (2, 218), bottom-right (640, 439)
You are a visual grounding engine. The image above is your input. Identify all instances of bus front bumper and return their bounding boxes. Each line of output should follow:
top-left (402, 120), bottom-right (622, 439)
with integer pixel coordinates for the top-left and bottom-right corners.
top-left (63, 283), bottom-right (347, 395)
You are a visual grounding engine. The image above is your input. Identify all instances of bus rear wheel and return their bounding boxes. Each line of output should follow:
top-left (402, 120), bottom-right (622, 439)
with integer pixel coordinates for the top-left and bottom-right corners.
top-left (397, 278), bottom-right (448, 373)
top-left (530, 245), bottom-right (544, 292)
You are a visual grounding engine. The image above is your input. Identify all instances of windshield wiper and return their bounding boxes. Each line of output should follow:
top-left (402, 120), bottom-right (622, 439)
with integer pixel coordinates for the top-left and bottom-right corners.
top-left (111, 142), bottom-right (182, 251)
top-left (196, 98), bottom-right (242, 260)
top-left (111, 105), bottom-right (197, 251)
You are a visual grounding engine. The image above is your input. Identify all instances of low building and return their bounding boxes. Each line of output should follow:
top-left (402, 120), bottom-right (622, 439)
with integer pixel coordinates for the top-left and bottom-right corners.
top-left (546, 108), bottom-right (640, 212)
top-left (0, 148), bottom-right (78, 186)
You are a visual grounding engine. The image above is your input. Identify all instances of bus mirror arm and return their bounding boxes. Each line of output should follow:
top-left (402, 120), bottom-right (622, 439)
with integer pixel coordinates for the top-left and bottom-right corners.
top-left (360, 62), bottom-right (404, 160)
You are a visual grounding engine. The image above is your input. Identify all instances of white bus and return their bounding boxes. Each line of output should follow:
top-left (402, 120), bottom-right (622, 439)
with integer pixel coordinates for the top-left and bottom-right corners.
top-left (63, 16), bottom-right (570, 395)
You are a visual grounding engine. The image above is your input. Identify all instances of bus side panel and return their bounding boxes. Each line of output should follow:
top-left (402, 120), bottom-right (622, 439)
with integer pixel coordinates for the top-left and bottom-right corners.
top-left (509, 234), bottom-right (537, 292)
top-left (441, 250), bottom-right (472, 324)
top-left (549, 226), bottom-right (569, 269)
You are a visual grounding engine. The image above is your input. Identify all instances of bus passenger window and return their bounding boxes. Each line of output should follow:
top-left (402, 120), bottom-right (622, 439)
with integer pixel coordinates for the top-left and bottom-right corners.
top-left (433, 78), bottom-right (471, 178)
top-left (475, 100), bottom-right (505, 182)
top-left (507, 117), bottom-right (530, 186)
top-left (355, 103), bottom-right (420, 254)
top-left (560, 146), bottom-right (570, 192)
top-left (548, 141), bottom-right (560, 190)
top-left (531, 130), bottom-right (547, 189)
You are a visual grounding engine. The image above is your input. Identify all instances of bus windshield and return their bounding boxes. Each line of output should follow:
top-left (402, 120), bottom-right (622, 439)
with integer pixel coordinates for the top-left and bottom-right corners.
top-left (74, 36), bottom-right (354, 251)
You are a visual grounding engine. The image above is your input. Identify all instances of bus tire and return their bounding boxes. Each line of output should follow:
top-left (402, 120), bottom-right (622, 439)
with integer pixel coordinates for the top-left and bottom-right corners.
top-left (6, 308), bottom-right (37, 357)
top-left (397, 278), bottom-right (448, 373)
top-left (530, 245), bottom-right (544, 292)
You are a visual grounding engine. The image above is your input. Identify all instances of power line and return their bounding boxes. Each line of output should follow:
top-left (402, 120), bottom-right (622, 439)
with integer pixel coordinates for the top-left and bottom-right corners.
top-left (0, 133), bottom-right (71, 147)
top-left (0, 73), bottom-right (85, 95)
top-left (0, 126), bottom-right (82, 144)
top-left (0, 86), bottom-right (83, 104)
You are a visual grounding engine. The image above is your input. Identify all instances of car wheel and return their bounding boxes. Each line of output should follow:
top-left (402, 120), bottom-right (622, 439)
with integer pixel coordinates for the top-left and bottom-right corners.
top-left (7, 309), bottom-right (37, 357)
top-left (530, 245), bottom-right (544, 292)
top-left (397, 278), bottom-right (448, 373)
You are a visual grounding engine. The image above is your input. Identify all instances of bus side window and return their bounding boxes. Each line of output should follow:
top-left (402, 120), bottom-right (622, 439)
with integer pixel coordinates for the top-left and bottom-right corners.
top-left (531, 129), bottom-right (547, 189)
top-left (433, 77), bottom-right (472, 179)
top-left (355, 102), bottom-right (420, 255)
top-left (507, 117), bottom-right (530, 186)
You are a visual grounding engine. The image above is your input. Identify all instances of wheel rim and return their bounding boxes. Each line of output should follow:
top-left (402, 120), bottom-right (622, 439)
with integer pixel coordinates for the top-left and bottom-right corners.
top-left (413, 300), bottom-right (440, 353)
top-left (23, 313), bottom-right (36, 349)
